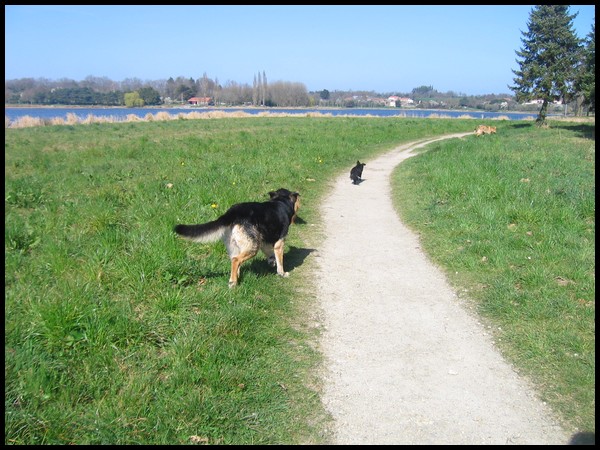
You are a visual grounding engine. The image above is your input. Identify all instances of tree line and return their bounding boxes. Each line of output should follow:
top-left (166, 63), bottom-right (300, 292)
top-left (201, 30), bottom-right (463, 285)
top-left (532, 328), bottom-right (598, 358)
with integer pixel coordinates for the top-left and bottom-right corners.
top-left (3, 75), bottom-right (520, 111)
top-left (4, 71), bottom-right (321, 108)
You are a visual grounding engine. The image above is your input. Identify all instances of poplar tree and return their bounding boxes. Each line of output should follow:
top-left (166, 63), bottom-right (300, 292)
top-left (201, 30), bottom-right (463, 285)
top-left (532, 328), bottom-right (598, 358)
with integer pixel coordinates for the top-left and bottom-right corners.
top-left (262, 70), bottom-right (267, 106)
top-left (257, 72), bottom-right (263, 106)
top-left (252, 74), bottom-right (258, 106)
top-left (510, 5), bottom-right (582, 126)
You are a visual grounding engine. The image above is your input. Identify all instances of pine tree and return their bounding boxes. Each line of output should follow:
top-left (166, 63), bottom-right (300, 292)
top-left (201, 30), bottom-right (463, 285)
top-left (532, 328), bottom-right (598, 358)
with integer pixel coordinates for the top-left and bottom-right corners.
top-left (575, 21), bottom-right (595, 115)
top-left (510, 5), bottom-right (582, 126)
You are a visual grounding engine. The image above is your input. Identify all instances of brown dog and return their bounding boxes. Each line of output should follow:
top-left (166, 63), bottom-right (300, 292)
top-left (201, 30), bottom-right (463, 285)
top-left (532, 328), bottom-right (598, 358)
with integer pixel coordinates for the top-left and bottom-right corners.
top-left (475, 125), bottom-right (497, 136)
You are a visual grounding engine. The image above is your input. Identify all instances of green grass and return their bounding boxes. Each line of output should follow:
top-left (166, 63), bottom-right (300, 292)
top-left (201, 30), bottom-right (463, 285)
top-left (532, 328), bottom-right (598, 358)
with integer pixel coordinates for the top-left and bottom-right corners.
top-left (5, 117), bottom-right (594, 443)
top-left (391, 121), bottom-right (595, 434)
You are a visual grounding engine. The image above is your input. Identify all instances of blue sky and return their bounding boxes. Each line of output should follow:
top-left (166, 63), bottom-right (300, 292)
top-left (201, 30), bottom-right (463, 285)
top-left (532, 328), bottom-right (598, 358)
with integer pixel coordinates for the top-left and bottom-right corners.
top-left (5, 5), bottom-right (595, 96)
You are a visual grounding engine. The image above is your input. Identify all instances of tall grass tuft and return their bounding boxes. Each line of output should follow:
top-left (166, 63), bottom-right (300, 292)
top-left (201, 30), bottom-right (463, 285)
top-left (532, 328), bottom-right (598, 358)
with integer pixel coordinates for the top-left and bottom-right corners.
top-left (7, 109), bottom-right (558, 130)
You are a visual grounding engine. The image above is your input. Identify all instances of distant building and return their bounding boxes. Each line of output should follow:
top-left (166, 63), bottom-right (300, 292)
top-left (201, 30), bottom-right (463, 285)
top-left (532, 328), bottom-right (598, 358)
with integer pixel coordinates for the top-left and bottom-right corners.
top-left (188, 97), bottom-right (212, 106)
top-left (387, 96), bottom-right (414, 107)
top-left (522, 99), bottom-right (563, 105)
top-left (523, 99), bottom-right (544, 105)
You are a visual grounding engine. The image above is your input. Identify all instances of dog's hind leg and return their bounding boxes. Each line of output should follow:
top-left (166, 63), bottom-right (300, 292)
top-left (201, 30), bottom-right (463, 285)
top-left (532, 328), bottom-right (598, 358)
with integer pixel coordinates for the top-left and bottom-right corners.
top-left (226, 225), bottom-right (259, 287)
top-left (273, 239), bottom-right (289, 278)
top-left (229, 250), bottom-right (257, 287)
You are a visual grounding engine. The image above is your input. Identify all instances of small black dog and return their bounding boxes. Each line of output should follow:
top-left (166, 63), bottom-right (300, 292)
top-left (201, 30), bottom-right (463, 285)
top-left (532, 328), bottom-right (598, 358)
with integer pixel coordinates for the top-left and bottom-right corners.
top-left (350, 160), bottom-right (366, 185)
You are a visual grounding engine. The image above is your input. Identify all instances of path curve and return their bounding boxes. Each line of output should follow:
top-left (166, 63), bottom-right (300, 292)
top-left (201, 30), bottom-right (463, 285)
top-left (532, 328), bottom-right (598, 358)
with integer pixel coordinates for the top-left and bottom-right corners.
top-left (315, 133), bottom-right (570, 445)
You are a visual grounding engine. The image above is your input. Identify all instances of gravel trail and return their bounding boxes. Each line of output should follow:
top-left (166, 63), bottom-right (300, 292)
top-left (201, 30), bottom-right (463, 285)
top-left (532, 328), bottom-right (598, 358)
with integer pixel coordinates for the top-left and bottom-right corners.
top-left (314, 133), bottom-right (571, 445)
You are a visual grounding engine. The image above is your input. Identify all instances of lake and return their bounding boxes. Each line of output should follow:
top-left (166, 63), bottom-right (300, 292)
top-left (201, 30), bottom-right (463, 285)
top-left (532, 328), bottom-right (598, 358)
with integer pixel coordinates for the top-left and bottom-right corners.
top-left (4, 106), bottom-right (541, 122)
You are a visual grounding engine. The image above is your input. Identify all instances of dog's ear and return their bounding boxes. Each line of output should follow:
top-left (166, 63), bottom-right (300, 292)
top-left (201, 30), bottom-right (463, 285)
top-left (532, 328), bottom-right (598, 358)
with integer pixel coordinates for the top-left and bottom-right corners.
top-left (291, 192), bottom-right (300, 210)
top-left (285, 191), bottom-right (299, 204)
top-left (356, 160), bottom-right (361, 165)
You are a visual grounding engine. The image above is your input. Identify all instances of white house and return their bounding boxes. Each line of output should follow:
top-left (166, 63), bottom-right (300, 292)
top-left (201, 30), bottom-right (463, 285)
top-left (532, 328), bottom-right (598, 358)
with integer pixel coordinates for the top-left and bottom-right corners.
top-left (387, 96), bottom-right (414, 107)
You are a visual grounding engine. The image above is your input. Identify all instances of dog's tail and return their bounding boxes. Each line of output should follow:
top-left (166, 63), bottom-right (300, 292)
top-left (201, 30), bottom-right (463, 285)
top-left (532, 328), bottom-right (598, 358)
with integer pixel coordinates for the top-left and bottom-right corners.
top-left (173, 220), bottom-right (227, 243)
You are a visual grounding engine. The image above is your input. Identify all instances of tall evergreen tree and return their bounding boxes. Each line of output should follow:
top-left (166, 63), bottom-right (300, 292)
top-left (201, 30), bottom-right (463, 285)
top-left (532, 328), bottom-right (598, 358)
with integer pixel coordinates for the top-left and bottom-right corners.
top-left (510, 5), bottom-right (582, 126)
top-left (575, 21), bottom-right (595, 115)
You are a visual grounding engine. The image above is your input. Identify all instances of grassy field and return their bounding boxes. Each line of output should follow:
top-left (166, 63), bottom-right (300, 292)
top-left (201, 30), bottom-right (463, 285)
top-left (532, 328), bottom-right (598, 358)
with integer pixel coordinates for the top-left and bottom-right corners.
top-left (5, 116), bottom-right (594, 443)
top-left (390, 121), bottom-right (595, 435)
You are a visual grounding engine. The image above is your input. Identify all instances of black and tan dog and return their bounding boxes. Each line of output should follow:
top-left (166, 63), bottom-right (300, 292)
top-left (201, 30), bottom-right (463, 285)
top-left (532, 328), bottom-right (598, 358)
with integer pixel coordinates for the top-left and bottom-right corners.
top-left (174, 188), bottom-right (300, 287)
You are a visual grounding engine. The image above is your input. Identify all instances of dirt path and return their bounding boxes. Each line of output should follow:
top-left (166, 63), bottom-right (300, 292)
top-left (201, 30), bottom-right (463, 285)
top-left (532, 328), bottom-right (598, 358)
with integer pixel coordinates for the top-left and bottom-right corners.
top-left (314, 133), bottom-right (571, 445)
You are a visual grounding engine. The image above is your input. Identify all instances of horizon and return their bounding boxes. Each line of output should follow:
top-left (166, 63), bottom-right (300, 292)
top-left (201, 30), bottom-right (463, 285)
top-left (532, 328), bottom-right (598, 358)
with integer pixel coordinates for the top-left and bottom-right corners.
top-left (5, 5), bottom-right (595, 97)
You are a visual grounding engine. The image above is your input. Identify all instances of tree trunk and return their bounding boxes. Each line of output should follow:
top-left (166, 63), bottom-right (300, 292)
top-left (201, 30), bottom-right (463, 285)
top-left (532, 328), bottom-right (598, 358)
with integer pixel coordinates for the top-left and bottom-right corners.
top-left (536, 100), bottom-right (549, 127)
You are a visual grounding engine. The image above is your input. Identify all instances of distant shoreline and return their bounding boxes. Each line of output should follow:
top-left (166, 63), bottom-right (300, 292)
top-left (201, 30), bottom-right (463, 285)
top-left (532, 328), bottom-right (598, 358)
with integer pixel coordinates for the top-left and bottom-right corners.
top-left (4, 103), bottom-right (555, 116)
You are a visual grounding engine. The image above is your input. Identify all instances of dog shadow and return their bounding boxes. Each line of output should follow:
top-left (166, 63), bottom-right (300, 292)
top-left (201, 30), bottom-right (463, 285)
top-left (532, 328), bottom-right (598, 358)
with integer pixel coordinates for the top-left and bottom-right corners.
top-left (247, 245), bottom-right (316, 276)
top-left (293, 216), bottom-right (307, 224)
top-left (283, 246), bottom-right (316, 271)
top-left (352, 178), bottom-right (366, 185)
top-left (179, 246), bottom-right (317, 284)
